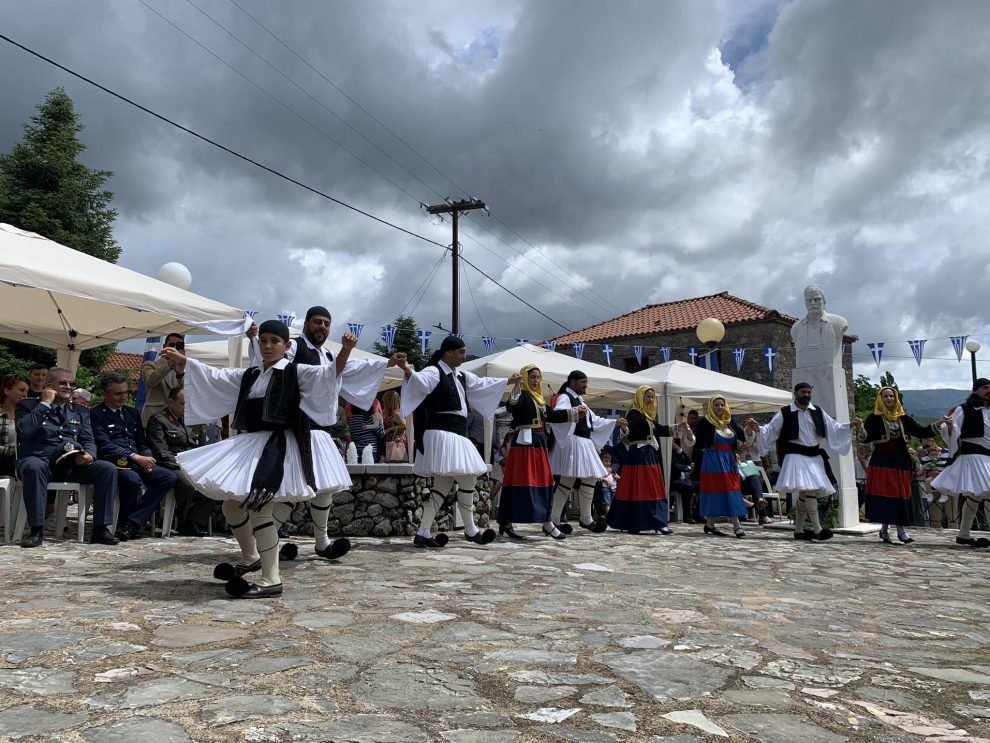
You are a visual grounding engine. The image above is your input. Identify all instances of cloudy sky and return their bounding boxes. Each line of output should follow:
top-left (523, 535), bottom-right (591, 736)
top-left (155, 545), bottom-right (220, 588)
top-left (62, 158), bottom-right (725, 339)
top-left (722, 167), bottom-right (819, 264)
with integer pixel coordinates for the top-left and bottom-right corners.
top-left (2, 0), bottom-right (988, 388)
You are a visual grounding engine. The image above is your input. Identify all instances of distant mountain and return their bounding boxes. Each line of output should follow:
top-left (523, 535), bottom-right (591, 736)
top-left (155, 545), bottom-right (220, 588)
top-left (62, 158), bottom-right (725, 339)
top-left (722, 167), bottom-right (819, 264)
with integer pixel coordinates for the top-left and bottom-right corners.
top-left (900, 388), bottom-right (968, 422)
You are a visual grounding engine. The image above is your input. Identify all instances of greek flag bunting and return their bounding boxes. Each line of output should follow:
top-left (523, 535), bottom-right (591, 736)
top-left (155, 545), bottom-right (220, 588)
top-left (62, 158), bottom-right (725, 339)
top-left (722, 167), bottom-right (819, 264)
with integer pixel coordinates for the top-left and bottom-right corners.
top-left (867, 342), bottom-right (885, 369)
top-left (382, 325), bottom-right (397, 352)
top-left (346, 323), bottom-right (364, 338)
top-left (482, 336), bottom-right (495, 353)
top-left (659, 346), bottom-right (671, 363)
top-left (907, 339), bottom-right (927, 366)
top-left (452, 333), bottom-right (464, 340)
top-left (733, 348), bottom-right (746, 372)
top-left (602, 344), bottom-right (614, 366)
top-left (276, 313), bottom-right (295, 327)
top-left (515, 338), bottom-right (528, 346)
top-left (244, 310), bottom-right (258, 320)
top-left (687, 348), bottom-right (699, 365)
top-left (573, 342), bottom-right (585, 360)
top-left (951, 336), bottom-right (968, 362)
top-left (632, 345), bottom-right (643, 365)
top-left (764, 347), bottom-right (777, 372)
top-left (417, 329), bottom-right (431, 354)
top-left (543, 340), bottom-right (557, 352)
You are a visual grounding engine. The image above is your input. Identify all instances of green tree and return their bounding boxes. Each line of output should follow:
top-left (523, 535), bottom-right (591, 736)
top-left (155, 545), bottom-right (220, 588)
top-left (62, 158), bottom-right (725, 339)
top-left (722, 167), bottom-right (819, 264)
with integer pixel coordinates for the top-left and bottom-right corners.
top-left (853, 374), bottom-right (880, 420)
top-left (0, 88), bottom-right (120, 381)
top-left (372, 314), bottom-right (426, 369)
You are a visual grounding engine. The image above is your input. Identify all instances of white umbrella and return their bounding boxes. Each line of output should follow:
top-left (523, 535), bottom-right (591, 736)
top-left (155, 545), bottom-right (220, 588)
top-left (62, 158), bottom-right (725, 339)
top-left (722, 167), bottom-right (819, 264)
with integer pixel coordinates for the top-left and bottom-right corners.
top-left (0, 223), bottom-right (249, 371)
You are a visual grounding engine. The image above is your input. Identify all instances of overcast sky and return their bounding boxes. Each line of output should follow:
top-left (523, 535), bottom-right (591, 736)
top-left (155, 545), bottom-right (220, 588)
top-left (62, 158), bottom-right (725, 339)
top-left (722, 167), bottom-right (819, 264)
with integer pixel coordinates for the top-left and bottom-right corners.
top-left (2, 0), bottom-right (988, 388)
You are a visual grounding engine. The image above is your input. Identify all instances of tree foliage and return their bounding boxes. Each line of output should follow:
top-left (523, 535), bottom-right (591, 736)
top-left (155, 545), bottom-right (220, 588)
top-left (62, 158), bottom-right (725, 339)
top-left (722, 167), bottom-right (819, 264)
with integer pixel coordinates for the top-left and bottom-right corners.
top-left (0, 88), bottom-right (120, 386)
top-left (854, 372), bottom-right (898, 419)
top-left (372, 314), bottom-right (426, 369)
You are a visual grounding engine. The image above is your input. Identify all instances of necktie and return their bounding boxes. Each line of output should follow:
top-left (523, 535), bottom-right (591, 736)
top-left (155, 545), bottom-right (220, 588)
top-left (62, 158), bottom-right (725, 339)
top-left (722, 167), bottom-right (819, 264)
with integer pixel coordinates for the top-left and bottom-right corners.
top-left (55, 405), bottom-right (66, 425)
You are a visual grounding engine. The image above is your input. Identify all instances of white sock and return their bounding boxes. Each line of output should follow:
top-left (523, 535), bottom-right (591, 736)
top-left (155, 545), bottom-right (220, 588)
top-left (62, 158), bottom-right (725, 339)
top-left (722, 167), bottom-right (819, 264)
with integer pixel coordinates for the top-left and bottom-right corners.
top-left (417, 525), bottom-right (433, 538)
top-left (222, 499), bottom-right (260, 565)
top-left (577, 481), bottom-right (596, 524)
top-left (543, 520), bottom-right (561, 537)
top-left (248, 502), bottom-right (279, 587)
top-left (310, 489), bottom-right (334, 551)
top-left (456, 484), bottom-right (480, 537)
top-left (553, 478), bottom-right (575, 525)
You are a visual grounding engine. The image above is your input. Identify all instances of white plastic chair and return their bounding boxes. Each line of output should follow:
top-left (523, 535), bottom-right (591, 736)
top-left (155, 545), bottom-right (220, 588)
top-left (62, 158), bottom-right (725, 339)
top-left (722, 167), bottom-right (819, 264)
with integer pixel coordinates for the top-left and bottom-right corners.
top-left (0, 477), bottom-right (17, 544)
top-left (11, 482), bottom-right (101, 542)
top-left (755, 465), bottom-right (783, 521)
top-left (150, 489), bottom-right (177, 537)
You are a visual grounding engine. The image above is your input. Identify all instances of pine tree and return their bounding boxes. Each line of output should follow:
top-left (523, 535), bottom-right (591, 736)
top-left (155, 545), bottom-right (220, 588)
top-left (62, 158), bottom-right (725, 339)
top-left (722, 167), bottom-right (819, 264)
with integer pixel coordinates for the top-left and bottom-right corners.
top-left (0, 88), bottom-right (120, 380)
top-left (372, 314), bottom-right (427, 369)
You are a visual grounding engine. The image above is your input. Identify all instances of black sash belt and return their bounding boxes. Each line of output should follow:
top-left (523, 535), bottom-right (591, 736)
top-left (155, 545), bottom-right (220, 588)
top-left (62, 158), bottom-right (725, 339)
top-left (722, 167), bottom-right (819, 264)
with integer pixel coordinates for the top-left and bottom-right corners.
top-left (959, 441), bottom-right (990, 457)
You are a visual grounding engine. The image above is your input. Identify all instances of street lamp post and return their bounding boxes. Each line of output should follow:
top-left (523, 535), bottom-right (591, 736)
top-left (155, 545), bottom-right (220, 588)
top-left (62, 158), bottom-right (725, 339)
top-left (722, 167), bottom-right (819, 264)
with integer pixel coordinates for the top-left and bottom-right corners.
top-left (966, 339), bottom-right (982, 387)
top-left (695, 317), bottom-right (725, 369)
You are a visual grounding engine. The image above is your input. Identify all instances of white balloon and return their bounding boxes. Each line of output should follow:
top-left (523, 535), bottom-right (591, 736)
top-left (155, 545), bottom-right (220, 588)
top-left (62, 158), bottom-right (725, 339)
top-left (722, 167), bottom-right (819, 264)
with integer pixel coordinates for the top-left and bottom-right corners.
top-left (157, 262), bottom-right (192, 290)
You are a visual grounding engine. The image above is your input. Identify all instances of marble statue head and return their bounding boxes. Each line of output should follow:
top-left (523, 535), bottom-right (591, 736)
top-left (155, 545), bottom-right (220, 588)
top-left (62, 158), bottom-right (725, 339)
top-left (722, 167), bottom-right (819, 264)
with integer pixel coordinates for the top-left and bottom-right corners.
top-left (803, 284), bottom-right (826, 319)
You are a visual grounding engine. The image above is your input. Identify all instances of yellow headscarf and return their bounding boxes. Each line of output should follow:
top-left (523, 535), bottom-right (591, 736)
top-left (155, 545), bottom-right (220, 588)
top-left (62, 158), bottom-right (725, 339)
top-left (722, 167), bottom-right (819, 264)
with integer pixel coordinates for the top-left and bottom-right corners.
top-left (873, 385), bottom-right (905, 422)
top-left (629, 385), bottom-right (657, 421)
top-left (519, 364), bottom-right (545, 407)
top-left (705, 395), bottom-right (731, 428)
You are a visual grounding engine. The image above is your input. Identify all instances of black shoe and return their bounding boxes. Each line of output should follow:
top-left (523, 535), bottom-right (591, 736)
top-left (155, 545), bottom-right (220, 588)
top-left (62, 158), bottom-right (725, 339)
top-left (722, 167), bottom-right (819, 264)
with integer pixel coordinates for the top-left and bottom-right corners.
top-left (90, 527), bottom-right (120, 546)
top-left (413, 534), bottom-right (444, 548)
top-left (179, 521), bottom-right (209, 537)
top-left (114, 529), bottom-right (129, 542)
top-left (279, 543), bottom-right (299, 561)
top-left (542, 525), bottom-right (566, 540)
top-left (316, 538), bottom-right (351, 560)
top-left (236, 582), bottom-right (283, 599)
top-left (897, 532), bottom-right (914, 544)
top-left (20, 530), bottom-right (43, 548)
top-left (213, 559), bottom-right (261, 581)
top-left (794, 531), bottom-right (807, 540)
top-left (464, 528), bottom-right (496, 545)
top-left (879, 531), bottom-right (893, 544)
top-left (556, 523), bottom-right (573, 535)
top-left (734, 528), bottom-right (746, 538)
top-left (815, 528), bottom-right (834, 541)
top-left (979, 538), bottom-right (990, 548)
top-left (704, 525), bottom-right (728, 537)
top-left (579, 518), bottom-right (607, 533)
top-left (499, 524), bottom-right (525, 541)
top-left (957, 536), bottom-right (978, 547)
top-left (125, 521), bottom-right (144, 540)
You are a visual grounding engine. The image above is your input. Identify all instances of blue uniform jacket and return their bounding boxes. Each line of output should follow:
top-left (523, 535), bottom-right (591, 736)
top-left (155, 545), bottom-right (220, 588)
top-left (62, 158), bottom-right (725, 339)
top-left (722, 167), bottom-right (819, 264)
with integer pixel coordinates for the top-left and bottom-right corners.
top-left (90, 403), bottom-right (153, 464)
top-left (15, 398), bottom-right (98, 460)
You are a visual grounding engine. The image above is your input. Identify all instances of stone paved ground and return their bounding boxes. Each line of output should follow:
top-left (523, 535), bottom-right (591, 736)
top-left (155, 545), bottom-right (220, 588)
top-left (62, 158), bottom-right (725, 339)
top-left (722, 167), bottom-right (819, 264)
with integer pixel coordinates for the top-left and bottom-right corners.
top-left (1, 524), bottom-right (990, 742)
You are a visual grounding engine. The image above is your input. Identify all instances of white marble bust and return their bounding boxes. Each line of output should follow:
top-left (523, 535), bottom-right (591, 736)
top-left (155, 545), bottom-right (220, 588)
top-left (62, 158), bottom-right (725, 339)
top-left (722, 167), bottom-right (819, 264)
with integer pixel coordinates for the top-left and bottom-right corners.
top-left (791, 284), bottom-right (848, 368)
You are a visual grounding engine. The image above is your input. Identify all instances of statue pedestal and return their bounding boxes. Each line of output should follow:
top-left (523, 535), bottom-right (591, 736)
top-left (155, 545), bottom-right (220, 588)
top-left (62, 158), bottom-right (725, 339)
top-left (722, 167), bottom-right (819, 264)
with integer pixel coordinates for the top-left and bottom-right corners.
top-left (792, 365), bottom-right (863, 530)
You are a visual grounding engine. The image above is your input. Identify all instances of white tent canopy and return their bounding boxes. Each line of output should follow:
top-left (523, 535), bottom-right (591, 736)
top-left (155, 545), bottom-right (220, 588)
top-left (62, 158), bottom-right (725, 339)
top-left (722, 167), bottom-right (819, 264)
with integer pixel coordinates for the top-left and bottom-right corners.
top-left (460, 343), bottom-right (645, 408)
top-left (0, 223), bottom-right (249, 371)
top-left (634, 360), bottom-right (792, 419)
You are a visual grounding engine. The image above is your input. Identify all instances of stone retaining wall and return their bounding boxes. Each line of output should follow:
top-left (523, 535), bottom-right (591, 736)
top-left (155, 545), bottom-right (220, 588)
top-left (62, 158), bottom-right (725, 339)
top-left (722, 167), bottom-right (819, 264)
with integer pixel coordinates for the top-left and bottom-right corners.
top-left (279, 466), bottom-right (494, 538)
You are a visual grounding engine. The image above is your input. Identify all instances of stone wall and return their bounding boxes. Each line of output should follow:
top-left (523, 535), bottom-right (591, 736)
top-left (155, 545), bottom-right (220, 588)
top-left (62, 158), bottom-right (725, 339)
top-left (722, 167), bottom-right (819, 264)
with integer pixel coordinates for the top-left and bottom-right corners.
top-left (278, 466), bottom-right (494, 538)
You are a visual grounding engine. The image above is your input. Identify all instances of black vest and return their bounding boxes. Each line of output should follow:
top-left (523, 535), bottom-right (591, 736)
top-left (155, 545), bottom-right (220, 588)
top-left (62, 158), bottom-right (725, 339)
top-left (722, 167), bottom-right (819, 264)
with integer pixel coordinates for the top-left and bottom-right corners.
top-left (293, 337), bottom-right (333, 367)
top-left (414, 366), bottom-right (468, 455)
top-left (960, 403), bottom-right (987, 440)
top-left (563, 389), bottom-right (592, 439)
top-left (779, 405), bottom-right (826, 442)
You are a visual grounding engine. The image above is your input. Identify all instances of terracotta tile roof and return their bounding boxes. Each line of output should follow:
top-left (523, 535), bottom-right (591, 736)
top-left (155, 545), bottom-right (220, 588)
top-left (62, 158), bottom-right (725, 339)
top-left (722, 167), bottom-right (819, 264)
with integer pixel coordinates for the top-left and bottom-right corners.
top-left (102, 352), bottom-right (144, 372)
top-left (552, 292), bottom-right (800, 344)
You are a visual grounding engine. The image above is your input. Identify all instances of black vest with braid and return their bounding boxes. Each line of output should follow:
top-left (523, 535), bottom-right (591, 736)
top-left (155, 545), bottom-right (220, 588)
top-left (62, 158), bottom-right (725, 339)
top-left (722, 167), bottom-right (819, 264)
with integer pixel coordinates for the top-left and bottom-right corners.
top-left (960, 402), bottom-right (987, 440)
top-left (414, 366), bottom-right (468, 454)
top-left (563, 389), bottom-right (592, 438)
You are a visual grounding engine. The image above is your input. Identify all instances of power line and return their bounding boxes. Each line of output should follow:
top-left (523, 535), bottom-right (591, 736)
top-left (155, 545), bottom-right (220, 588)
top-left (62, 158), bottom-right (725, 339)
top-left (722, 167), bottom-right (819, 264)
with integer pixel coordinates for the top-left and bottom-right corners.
top-left (462, 256), bottom-right (492, 338)
top-left (398, 250), bottom-right (447, 319)
top-left (0, 32), bottom-right (570, 332)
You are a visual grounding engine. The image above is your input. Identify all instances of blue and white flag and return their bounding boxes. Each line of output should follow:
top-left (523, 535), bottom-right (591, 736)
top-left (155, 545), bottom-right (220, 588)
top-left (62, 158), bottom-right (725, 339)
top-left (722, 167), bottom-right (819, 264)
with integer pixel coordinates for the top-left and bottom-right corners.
top-left (381, 325), bottom-right (397, 352)
top-left (699, 350), bottom-right (720, 372)
top-left (687, 347), bottom-right (699, 365)
top-left (135, 335), bottom-right (161, 413)
top-left (733, 348), bottom-right (746, 372)
top-left (276, 313), bottom-right (295, 328)
top-left (482, 336), bottom-right (495, 353)
top-left (764, 347), bottom-right (777, 372)
top-left (244, 310), bottom-right (258, 320)
top-left (346, 323), bottom-right (364, 338)
top-left (632, 345), bottom-right (643, 365)
top-left (602, 344), bottom-right (614, 366)
top-left (543, 340), bottom-right (557, 352)
top-left (417, 328), bottom-right (431, 354)
top-left (515, 338), bottom-right (528, 346)
top-left (907, 339), bottom-right (927, 366)
top-left (867, 341), bottom-right (885, 369)
top-left (452, 333), bottom-right (464, 340)
top-left (573, 342), bottom-right (585, 360)
top-left (951, 335), bottom-right (968, 362)
top-left (659, 346), bottom-right (671, 363)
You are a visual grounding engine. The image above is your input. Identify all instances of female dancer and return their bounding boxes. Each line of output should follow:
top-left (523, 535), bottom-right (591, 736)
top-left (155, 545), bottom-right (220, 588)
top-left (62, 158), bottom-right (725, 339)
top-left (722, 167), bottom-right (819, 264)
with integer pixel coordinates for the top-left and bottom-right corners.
top-left (163, 321), bottom-right (401, 598)
top-left (497, 365), bottom-right (578, 540)
top-left (860, 386), bottom-right (944, 544)
top-left (689, 395), bottom-right (749, 538)
top-left (608, 385), bottom-right (692, 534)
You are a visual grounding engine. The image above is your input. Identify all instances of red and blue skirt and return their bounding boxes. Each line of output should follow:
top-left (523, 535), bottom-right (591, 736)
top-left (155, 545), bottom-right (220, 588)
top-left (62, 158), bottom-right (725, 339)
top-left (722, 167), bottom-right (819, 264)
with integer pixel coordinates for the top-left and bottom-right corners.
top-left (865, 439), bottom-right (913, 526)
top-left (607, 443), bottom-right (668, 532)
top-left (699, 439), bottom-right (747, 518)
top-left (498, 429), bottom-right (555, 524)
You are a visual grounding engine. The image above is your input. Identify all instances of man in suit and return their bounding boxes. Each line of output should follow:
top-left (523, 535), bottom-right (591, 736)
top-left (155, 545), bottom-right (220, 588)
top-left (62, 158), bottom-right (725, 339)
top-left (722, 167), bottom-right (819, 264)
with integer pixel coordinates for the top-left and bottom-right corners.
top-left (91, 372), bottom-right (176, 541)
top-left (140, 332), bottom-right (185, 427)
top-left (146, 387), bottom-right (215, 536)
top-left (15, 367), bottom-right (120, 547)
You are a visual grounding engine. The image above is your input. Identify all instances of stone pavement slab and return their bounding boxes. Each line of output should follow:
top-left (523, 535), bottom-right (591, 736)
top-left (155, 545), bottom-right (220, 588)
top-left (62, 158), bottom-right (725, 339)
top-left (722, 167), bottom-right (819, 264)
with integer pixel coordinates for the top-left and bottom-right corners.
top-left (1, 525), bottom-right (990, 741)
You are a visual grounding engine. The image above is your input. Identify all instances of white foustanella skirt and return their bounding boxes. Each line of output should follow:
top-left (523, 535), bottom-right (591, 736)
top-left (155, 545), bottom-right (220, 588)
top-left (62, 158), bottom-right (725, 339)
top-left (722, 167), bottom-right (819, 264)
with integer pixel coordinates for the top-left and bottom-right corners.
top-left (178, 429), bottom-right (351, 503)
top-left (413, 429), bottom-right (487, 477)
top-left (550, 436), bottom-right (607, 479)
top-left (932, 454), bottom-right (990, 500)
top-left (774, 453), bottom-right (835, 496)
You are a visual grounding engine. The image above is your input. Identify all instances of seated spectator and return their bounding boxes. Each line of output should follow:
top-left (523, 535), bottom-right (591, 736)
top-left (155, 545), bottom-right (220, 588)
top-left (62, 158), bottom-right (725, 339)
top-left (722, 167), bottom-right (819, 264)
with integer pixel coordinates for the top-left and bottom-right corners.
top-left (15, 367), bottom-right (119, 547)
top-left (140, 332), bottom-right (185, 427)
top-left (25, 363), bottom-right (47, 399)
top-left (71, 388), bottom-right (92, 407)
top-left (1, 375), bottom-right (29, 476)
top-left (595, 451), bottom-right (619, 519)
top-left (90, 372), bottom-right (176, 541)
top-left (738, 454), bottom-right (773, 524)
top-left (382, 390), bottom-right (408, 462)
top-left (346, 398), bottom-right (385, 462)
top-left (669, 438), bottom-right (701, 522)
top-left (146, 388), bottom-right (215, 536)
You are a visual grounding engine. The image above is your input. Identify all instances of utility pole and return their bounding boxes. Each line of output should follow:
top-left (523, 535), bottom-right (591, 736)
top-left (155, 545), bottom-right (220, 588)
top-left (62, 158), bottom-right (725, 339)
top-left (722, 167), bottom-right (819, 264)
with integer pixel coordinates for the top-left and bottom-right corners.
top-left (426, 198), bottom-right (486, 335)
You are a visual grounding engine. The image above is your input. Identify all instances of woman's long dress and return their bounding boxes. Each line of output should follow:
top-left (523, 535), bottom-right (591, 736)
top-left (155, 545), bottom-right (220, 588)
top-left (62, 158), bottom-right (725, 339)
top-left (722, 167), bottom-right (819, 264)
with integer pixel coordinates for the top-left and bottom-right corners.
top-left (693, 419), bottom-right (747, 519)
top-left (607, 410), bottom-right (671, 532)
top-left (863, 414), bottom-right (935, 526)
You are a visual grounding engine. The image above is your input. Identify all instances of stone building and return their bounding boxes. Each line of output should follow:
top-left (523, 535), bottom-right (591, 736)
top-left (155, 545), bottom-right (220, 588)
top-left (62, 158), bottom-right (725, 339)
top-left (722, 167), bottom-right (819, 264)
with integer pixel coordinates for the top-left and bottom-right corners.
top-left (550, 291), bottom-right (856, 409)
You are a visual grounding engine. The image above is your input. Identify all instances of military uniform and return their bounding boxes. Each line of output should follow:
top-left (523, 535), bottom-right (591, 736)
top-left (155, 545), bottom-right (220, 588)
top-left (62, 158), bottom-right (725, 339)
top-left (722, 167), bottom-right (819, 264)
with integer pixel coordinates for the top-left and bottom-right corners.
top-left (146, 409), bottom-right (215, 533)
top-left (141, 357), bottom-right (183, 427)
top-left (15, 398), bottom-right (118, 541)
